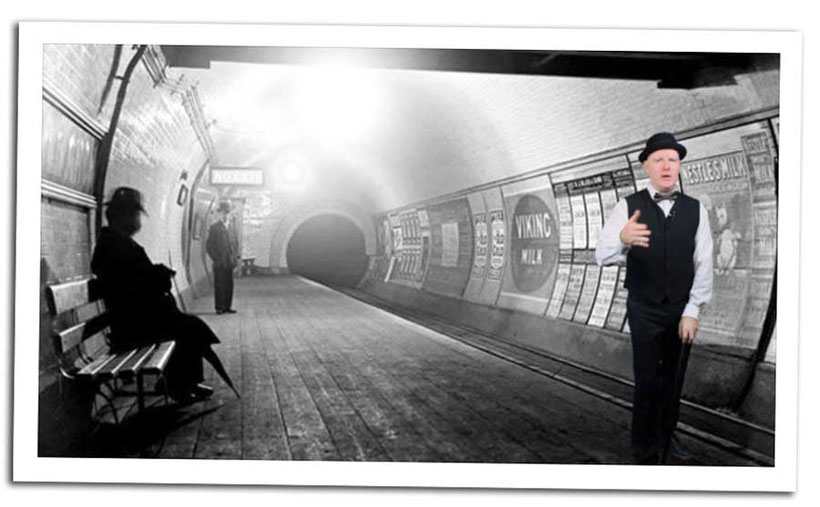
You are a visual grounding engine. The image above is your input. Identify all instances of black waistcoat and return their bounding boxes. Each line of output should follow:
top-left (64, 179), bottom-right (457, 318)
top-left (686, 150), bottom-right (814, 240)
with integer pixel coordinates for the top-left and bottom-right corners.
top-left (624, 189), bottom-right (700, 304)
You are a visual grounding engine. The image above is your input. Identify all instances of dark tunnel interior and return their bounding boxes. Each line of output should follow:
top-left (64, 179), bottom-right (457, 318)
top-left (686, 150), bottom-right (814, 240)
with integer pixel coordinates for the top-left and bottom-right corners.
top-left (285, 214), bottom-right (369, 287)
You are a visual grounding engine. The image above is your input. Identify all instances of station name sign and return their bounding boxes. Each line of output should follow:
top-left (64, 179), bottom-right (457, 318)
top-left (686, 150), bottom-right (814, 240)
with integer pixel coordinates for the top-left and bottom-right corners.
top-left (210, 166), bottom-right (265, 186)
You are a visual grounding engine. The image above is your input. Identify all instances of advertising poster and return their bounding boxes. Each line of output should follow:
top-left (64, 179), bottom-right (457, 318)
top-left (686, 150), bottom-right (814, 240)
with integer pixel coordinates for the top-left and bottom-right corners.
top-left (488, 209), bottom-right (506, 281)
top-left (388, 208), bottom-right (430, 288)
top-left (605, 267), bottom-right (629, 332)
top-left (416, 209), bottom-right (432, 284)
top-left (588, 265), bottom-right (619, 328)
top-left (614, 167), bottom-right (637, 200)
top-left (558, 264), bottom-right (586, 321)
top-left (549, 170), bottom-right (623, 324)
top-left (496, 175), bottom-right (560, 315)
top-left (681, 151), bottom-right (753, 344)
top-left (554, 183), bottom-right (574, 250)
top-left (545, 260), bottom-right (572, 319)
top-left (441, 221), bottom-right (460, 267)
top-left (573, 264), bottom-right (601, 324)
top-left (584, 192), bottom-right (603, 249)
top-left (752, 200), bottom-right (777, 270)
top-left (742, 131), bottom-right (777, 201)
top-left (421, 198), bottom-right (473, 297)
top-left (599, 186), bottom-right (618, 223)
top-left (671, 121), bottom-right (778, 351)
top-left (472, 213), bottom-right (488, 276)
top-left (570, 193), bottom-right (588, 249)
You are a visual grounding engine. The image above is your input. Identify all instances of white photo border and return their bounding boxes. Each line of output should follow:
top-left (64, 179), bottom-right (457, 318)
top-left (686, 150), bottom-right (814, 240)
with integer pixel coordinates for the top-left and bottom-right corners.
top-left (14, 22), bottom-right (802, 491)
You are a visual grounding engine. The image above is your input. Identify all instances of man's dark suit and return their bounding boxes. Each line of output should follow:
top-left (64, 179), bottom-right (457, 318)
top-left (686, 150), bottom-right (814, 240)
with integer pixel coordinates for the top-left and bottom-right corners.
top-left (92, 226), bottom-right (220, 393)
top-left (206, 220), bottom-right (238, 312)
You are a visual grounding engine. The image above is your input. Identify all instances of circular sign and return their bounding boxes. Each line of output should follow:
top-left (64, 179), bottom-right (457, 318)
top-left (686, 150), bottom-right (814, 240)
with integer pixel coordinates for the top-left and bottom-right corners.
top-left (511, 194), bottom-right (559, 292)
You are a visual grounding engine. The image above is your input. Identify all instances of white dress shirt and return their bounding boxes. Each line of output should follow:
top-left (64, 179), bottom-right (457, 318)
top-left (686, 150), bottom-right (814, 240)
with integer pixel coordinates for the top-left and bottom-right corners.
top-left (595, 184), bottom-right (714, 320)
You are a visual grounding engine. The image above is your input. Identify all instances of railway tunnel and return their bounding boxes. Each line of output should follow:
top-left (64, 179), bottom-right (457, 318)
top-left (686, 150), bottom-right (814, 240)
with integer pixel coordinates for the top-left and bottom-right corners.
top-left (37, 42), bottom-right (779, 465)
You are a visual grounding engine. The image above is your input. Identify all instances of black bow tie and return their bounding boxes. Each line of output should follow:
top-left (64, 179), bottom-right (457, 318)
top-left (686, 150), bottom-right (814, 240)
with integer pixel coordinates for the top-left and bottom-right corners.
top-left (653, 191), bottom-right (680, 203)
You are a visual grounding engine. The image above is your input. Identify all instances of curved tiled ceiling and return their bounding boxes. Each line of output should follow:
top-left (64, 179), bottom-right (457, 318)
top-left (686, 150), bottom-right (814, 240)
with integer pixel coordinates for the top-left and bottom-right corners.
top-left (179, 51), bottom-right (778, 212)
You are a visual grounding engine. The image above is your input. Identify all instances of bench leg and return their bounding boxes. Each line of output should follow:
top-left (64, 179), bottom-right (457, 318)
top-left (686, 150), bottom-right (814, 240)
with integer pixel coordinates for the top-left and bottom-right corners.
top-left (137, 374), bottom-right (145, 412)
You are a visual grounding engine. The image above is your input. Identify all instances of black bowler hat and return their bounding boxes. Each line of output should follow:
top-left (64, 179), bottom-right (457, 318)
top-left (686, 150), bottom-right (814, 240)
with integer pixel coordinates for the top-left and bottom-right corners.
top-left (217, 201), bottom-right (231, 213)
top-left (104, 186), bottom-right (147, 214)
top-left (638, 132), bottom-right (688, 163)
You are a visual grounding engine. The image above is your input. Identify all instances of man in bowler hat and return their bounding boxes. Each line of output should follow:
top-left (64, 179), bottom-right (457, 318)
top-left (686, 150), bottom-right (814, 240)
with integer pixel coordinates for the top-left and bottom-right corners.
top-left (206, 201), bottom-right (239, 314)
top-left (92, 187), bottom-right (228, 402)
top-left (596, 133), bottom-right (713, 464)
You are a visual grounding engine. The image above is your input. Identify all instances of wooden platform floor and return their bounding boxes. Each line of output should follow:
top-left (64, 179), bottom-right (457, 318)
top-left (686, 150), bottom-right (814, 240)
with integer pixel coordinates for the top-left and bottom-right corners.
top-left (95, 275), bottom-right (760, 465)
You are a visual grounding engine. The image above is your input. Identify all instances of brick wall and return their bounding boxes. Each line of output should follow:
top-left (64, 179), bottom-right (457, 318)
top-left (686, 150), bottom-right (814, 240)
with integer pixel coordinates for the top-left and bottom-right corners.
top-left (38, 44), bottom-right (209, 454)
top-left (103, 46), bottom-right (208, 296)
top-left (365, 68), bottom-right (779, 210)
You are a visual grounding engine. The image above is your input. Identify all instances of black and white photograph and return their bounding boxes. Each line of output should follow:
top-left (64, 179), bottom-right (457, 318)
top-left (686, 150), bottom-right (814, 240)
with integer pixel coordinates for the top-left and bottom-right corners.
top-left (5, 3), bottom-right (815, 503)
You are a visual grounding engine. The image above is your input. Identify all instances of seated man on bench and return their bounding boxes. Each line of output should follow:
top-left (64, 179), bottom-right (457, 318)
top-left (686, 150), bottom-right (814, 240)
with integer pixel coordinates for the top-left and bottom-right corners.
top-left (91, 187), bottom-right (234, 403)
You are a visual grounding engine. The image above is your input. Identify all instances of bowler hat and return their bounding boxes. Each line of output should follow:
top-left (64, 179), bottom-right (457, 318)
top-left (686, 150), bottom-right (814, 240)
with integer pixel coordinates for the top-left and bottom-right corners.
top-left (217, 202), bottom-right (231, 213)
top-left (104, 187), bottom-right (146, 213)
top-left (638, 132), bottom-right (687, 163)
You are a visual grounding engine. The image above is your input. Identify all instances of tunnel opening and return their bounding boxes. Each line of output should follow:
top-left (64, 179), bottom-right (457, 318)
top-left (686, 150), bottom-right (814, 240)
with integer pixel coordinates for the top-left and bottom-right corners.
top-left (285, 213), bottom-right (369, 288)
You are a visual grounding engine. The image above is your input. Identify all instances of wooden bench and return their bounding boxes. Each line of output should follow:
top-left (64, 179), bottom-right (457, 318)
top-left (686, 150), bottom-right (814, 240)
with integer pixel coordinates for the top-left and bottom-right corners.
top-left (45, 278), bottom-right (177, 423)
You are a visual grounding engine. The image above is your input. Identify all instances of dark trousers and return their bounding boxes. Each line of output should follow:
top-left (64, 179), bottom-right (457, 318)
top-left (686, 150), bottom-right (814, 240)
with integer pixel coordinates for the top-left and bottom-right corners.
top-left (626, 295), bottom-right (688, 464)
top-left (213, 265), bottom-right (234, 311)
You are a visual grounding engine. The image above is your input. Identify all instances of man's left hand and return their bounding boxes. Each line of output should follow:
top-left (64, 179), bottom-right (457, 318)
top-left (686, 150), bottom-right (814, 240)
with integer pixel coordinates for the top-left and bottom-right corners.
top-left (678, 316), bottom-right (698, 344)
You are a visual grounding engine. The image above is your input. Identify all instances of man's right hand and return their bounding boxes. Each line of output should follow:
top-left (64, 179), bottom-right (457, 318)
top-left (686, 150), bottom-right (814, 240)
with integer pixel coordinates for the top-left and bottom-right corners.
top-left (620, 210), bottom-right (651, 248)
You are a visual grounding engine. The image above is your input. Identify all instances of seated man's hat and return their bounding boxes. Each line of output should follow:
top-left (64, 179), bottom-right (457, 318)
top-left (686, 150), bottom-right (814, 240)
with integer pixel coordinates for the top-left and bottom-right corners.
top-left (104, 187), bottom-right (147, 214)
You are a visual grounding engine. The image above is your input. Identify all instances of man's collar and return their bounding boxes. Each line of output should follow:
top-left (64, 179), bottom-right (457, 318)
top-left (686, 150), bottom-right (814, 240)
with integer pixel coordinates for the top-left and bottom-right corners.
top-left (647, 182), bottom-right (679, 197)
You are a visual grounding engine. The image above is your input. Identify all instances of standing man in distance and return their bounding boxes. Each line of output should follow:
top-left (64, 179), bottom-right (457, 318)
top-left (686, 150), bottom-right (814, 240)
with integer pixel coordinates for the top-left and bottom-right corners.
top-left (206, 201), bottom-right (239, 314)
top-left (596, 132), bottom-right (713, 465)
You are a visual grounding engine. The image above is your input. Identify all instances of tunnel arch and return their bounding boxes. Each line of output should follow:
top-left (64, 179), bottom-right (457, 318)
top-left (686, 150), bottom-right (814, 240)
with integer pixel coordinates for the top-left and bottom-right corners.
top-left (284, 213), bottom-right (370, 287)
top-left (269, 201), bottom-right (376, 273)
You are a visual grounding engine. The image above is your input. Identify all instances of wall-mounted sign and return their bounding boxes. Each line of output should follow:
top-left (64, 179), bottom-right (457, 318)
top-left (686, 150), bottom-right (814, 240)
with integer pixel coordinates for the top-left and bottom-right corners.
top-left (210, 166), bottom-right (265, 186)
top-left (510, 194), bottom-right (558, 293)
top-left (488, 210), bottom-right (506, 280)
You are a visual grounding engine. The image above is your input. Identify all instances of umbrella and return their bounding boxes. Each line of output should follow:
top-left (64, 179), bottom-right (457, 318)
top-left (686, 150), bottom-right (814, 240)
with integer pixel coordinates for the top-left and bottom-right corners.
top-left (660, 341), bottom-right (692, 464)
top-left (202, 346), bottom-right (241, 399)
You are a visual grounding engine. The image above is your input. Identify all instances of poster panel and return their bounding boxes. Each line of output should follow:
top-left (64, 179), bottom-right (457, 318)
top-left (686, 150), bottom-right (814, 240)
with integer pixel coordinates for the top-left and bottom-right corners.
top-left (605, 267), bottom-right (628, 331)
top-left (441, 221), bottom-right (460, 267)
top-left (555, 183), bottom-right (574, 250)
top-left (386, 208), bottom-right (432, 288)
top-left (573, 264), bottom-right (601, 323)
top-left (548, 161), bottom-right (628, 327)
top-left (545, 260), bottom-right (572, 319)
top-left (488, 210), bottom-right (506, 281)
top-left (421, 198), bottom-right (473, 298)
top-left (465, 187), bottom-right (507, 306)
top-left (669, 121), bottom-right (778, 350)
top-left (472, 213), bottom-right (488, 275)
top-left (584, 192), bottom-right (603, 248)
top-left (558, 264), bottom-right (586, 321)
top-left (599, 187), bottom-right (618, 223)
top-left (570, 193), bottom-right (588, 249)
top-left (614, 167), bottom-right (637, 200)
top-left (496, 174), bottom-right (560, 315)
top-left (463, 191), bottom-right (489, 302)
top-left (588, 265), bottom-right (619, 327)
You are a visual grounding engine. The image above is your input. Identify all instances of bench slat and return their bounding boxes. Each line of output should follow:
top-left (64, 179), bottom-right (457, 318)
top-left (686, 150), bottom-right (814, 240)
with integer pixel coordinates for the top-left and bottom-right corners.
top-left (58, 322), bottom-right (108, 355)
top-left (95, 349), bottom-right (138, 380)
top-left (76, 352), bottom-right (117, 378)
top-left (118, 345), bottom-right (157, 378)
top-left (141, 341), bottom-right (175, 374)
top-left (47, 279), bottom-right (96, 315)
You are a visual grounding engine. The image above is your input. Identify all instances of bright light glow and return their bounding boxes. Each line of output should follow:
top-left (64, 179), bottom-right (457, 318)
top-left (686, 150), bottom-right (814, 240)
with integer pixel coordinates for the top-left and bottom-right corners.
top-left (272, 151), bottom-right (312, 194)
top-left (280, 161), bottom-right (303, 183)
top-left (293, 66), bottom-right (384, 151)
